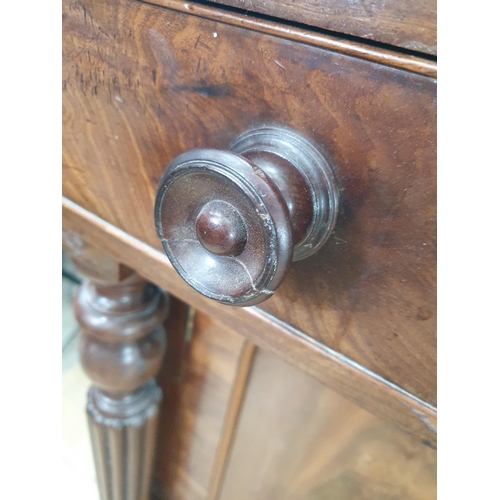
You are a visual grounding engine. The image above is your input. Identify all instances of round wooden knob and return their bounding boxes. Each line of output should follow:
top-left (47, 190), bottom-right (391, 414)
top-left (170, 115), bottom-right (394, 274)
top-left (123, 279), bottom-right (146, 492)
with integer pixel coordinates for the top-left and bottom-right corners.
top-left (195, 200), bottom-right (248, 256)
top-left (154, 127), bottom-right (339, 306)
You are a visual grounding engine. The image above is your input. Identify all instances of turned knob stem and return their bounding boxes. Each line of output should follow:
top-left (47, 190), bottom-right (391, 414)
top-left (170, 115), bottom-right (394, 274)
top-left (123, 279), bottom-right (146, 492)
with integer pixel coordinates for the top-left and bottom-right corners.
top-left (154, 126), bottom-right (339, 306)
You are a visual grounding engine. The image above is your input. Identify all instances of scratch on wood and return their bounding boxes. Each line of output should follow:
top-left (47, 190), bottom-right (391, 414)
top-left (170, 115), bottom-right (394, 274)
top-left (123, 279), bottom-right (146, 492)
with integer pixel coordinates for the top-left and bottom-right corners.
top-left (411, 408), bottom-right (437, 434)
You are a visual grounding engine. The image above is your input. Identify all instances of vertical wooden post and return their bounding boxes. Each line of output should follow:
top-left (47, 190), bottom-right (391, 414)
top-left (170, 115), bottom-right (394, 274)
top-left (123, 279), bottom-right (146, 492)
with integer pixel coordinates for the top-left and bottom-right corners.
top-left (64, 232), bottom-right (169, 500)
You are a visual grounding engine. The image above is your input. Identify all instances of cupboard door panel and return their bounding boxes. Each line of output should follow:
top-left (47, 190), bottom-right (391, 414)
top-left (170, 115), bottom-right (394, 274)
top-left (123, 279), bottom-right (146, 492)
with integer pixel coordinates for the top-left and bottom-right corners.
top-left (219, 349), bottom-right (437, 500)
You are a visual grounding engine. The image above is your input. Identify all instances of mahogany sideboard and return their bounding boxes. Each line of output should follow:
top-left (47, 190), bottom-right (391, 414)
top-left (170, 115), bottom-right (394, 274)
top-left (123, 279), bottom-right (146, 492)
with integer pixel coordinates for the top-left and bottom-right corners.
top-left (62, 0), bottom-right (437, 498)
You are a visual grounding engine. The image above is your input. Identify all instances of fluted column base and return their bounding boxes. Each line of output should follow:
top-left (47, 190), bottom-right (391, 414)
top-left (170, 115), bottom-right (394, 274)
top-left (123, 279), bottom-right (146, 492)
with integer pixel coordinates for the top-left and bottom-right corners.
top-left (87, 381), bottom-right (162, 500)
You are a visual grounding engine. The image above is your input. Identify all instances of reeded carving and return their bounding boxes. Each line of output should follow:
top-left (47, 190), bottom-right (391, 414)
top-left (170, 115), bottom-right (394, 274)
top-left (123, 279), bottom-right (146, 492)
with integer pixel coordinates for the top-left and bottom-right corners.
top-left (68, 243), bottom-right (169, 500)
top-left (86, 382), bottom-right (162, 500)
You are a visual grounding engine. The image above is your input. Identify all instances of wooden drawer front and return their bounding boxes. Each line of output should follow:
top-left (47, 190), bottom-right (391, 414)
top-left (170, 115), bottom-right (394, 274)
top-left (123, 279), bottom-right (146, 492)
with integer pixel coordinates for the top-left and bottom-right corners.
top-left (205, 0), bottom-right (437, 56)
top-left (63, 0), bottom-right (436, 405)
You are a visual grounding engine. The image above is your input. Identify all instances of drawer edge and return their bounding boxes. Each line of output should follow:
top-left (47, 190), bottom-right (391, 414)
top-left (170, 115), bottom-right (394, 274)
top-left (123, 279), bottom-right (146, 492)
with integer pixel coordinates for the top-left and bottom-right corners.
top-left (140, 0), bottom-right (437, 78)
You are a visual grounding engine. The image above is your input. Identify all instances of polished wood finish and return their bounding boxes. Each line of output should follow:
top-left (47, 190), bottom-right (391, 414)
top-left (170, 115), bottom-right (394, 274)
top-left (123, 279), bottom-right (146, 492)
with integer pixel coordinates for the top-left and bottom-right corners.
top-left (66, 236), bottom-right (170, 500)
top-left (207, 343), bottom-right (255, 500)
top-left (63, 0), bottom-right (436, 406)
top-left (155, 126), bottom-right (339, 305)
top-left (63, 198), bottom-right (436, 448)
top-left (151, 304), bottom-right (255, 500)
top-left (205, 0), bottom-right (437, 55)
top-left (142, 0), bottom-right (437, 77)
top-left (219, 348), bottom-right (436, 500)
top-left (63, 0), bottom-right (437, 495)
top-left (152, 311), bottom-right (249, 499)
top-left (151, 297), bottom-right (195, 499)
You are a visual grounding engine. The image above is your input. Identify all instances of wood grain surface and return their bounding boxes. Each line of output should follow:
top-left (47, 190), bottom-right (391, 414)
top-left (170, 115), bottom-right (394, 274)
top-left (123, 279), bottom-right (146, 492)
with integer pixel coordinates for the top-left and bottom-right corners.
top-left (151, 310), bottom-right (248, 499)
top-left (151, 296), bottom-right (194, 499)
top-left (203, 0), bottom-right (437, 56)
top-left (143, 0), bottom-right (437, 77)
top-left (219, 348), bottom-right (437, 500)
top-left (63, 0), bottom-right (436, 406)
top-left (63, 198), bottom-right (437, 449)
top-left (207, 343), bottom-right (255, 500)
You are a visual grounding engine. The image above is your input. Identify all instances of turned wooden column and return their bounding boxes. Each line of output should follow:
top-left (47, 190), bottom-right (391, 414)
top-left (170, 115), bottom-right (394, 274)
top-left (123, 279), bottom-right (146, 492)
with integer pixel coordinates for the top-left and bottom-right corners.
top-left (64, 232), bottom-right (169, 500)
